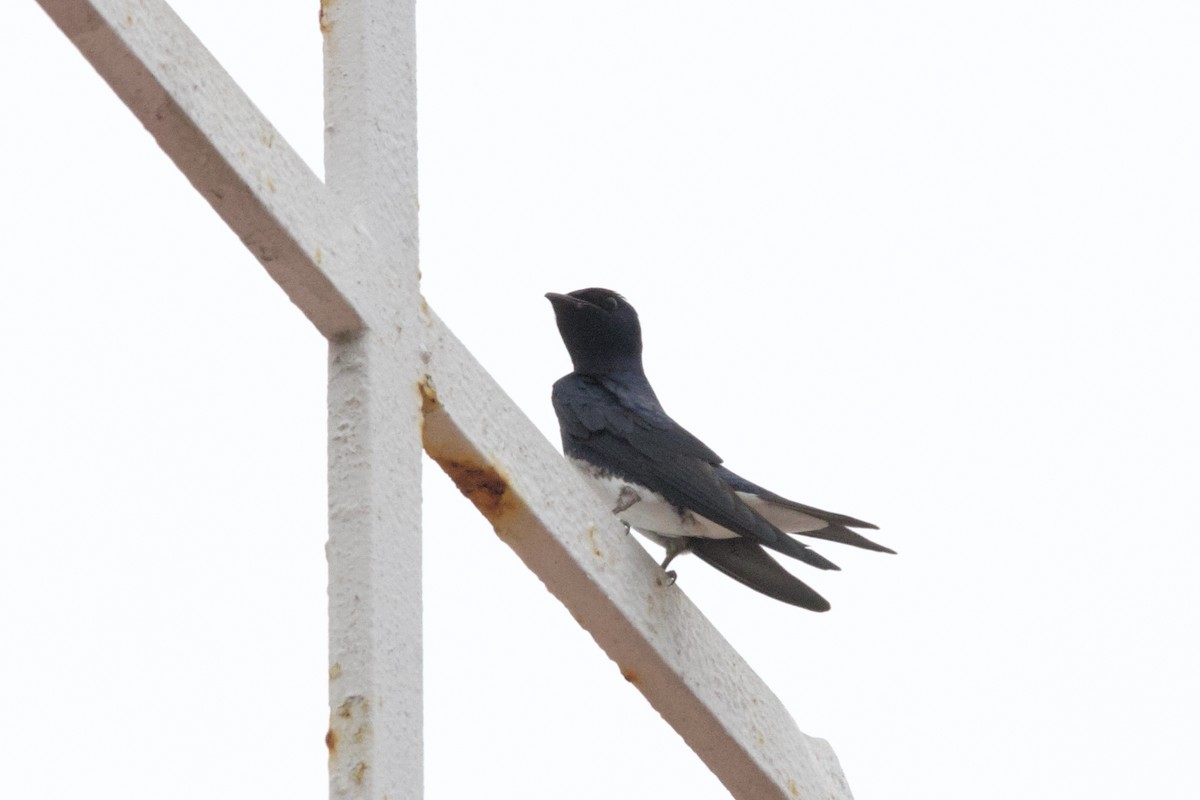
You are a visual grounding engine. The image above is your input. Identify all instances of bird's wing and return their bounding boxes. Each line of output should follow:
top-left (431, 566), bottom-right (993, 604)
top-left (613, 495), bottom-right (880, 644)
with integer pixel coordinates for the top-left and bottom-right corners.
top-left (716, 466), bottom-right (895, 554)
top-left (552, 376), bottom-right (838, 571)
top-left (688, 537), bottom-right (831, 611)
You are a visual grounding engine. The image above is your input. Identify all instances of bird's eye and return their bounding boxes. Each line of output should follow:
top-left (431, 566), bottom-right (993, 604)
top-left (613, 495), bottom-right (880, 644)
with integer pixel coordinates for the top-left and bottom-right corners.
top-left (604, 297), bottom-right (619, 311)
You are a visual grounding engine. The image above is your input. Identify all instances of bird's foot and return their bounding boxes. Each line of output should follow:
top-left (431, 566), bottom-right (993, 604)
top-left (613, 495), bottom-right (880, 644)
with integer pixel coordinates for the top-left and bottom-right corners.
top-left (659, 540), bottom-right (688, 586)
top-left (660, 541), bottom-right (686, 571)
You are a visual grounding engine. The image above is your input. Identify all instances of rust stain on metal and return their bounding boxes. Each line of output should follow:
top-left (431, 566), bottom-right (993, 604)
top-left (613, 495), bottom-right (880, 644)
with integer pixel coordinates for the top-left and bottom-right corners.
top-left (620, 666), bottom-right (638, 684)
top-left (418, 376), bottom-right (438, 408)
top-left (586, 525), bottom-right (603, 559)
top-left (442, 459), bottom-right (511, 518)
top-left (352, 761), bottom-right (368, 784)
top-left (417, 377), bottom-right (437, 441)
top-left (329, 662), bottom-right (342, 681)
top-left (788, 778), bottom-right (800, 798)
top-left (319, 0), bottom-right (334, 34)
top-left (337, 695), bottom-right (367, 718)
top-left (419, 374), bottom-right (519, 528)
top-left (328, 695), bottom-right (371, 761)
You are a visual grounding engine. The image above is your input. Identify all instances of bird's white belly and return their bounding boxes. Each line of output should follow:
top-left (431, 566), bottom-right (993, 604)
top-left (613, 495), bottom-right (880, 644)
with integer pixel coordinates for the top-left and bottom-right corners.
top-left (569, 458), bottom-right (739, 540)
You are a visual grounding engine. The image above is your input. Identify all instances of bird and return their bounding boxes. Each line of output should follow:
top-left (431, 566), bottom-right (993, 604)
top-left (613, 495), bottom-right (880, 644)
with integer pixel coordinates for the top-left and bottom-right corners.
top-left (546, 287), bottom-right (891, 611)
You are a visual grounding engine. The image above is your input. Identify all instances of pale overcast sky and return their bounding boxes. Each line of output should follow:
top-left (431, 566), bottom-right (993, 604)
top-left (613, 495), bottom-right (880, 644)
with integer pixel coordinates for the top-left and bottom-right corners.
top-left (5, 2), bottom-right (1199, 798)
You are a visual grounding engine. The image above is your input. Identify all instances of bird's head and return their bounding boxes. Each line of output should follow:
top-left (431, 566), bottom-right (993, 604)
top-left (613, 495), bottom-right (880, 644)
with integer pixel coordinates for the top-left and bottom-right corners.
top-left (546, 288), bottom-right (643, 375)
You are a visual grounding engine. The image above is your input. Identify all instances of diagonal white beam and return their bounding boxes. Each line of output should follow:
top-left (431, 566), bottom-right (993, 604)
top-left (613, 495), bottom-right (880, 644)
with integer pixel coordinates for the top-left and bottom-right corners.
top-left (37, 0), bottom-right (362, 339)
top-left (419, 310), bottom-right (855, 800)
top-left (34, 1), bottom-right (856, 798)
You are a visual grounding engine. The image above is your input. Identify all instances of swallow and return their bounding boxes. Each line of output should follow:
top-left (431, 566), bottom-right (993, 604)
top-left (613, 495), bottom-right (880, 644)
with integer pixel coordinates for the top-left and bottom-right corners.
top-left (546, 287), bottom-right (890, 611)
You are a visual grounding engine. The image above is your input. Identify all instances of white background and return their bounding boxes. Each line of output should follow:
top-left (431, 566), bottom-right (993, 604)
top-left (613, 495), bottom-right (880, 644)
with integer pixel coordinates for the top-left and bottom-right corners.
top-left (4, 2), bottom-right (1199, 798)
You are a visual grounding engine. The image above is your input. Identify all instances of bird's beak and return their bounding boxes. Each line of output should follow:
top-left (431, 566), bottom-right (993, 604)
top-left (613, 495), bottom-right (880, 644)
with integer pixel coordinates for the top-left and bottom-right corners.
top-left (545, 292), bottom-right (580, 311)
top-left (546, 292), bottom-right (592, 310)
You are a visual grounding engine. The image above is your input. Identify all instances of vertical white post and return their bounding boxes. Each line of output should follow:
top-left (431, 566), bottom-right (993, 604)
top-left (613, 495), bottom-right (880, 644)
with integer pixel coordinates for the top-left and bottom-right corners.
top-left (322, 1), bottom-right (422, 798)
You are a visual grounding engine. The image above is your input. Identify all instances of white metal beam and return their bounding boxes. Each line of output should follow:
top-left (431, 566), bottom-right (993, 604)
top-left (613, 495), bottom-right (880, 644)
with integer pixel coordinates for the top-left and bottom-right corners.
top-left (37, 1), bottom-right (425, 796)
top-left (37, 0), bottom-right (362, 339)
top-left (321, 1), bottom-right (423, 798)
top-left (33, 1), bottom-right (856, 798)
top-left (419, 310), bottom-right (854, 800)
